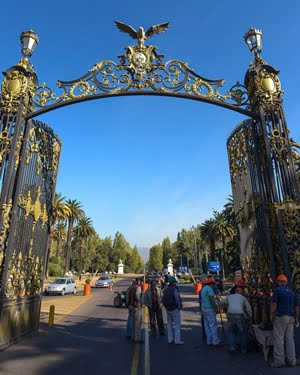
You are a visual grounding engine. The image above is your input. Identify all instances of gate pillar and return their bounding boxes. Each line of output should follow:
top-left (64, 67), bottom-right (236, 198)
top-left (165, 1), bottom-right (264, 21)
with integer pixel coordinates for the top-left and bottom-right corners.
top-left (227, 29), bottom-right (300, 295)
top-left (0, 31), bottom-right (61, 349)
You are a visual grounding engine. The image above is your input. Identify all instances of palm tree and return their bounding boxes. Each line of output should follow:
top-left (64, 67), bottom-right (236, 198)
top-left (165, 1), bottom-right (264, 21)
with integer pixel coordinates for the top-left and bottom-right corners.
top-left (65, 199), bottom-right (84, 275)
top-left (223, 195), bottom-right (235, 225)
top-left (53, 222), bottom-right (67, 257)
top-left (199, 218), bottom-right (217, 261)
top-left (46, 193), bottom-right (70, 278)
top-left (213, 210), bottom-right (235, 278)
top-left (74, 217), bottom-right (95, 280)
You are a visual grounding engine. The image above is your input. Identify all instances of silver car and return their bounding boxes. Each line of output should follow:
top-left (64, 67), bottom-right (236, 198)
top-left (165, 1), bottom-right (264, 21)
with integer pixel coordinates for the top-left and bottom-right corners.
top-left (95, 276), bottom-right (113, 288)
top-left (44, 278), bottom-right (77, 296)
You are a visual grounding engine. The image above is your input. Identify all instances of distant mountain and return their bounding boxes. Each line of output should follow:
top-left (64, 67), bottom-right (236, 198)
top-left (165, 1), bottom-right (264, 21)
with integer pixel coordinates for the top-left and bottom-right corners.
top-left (138, 247), bottom-right (150, 262)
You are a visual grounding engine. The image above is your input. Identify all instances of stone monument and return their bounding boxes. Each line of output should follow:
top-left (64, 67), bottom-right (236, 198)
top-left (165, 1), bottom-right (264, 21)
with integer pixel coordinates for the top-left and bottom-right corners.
top-left (118, 259), bottom-right (124, 274)
top-left (167, 259), bottom-right (173, 275)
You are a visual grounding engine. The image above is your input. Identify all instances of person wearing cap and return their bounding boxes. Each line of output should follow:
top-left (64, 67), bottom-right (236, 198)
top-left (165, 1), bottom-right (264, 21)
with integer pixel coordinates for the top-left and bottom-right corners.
top-left (143, 279), bottom-right (165, 336)
top-left (270, 274), bottom-right (299, 368)
top-left (225, 287), bottom-right (252, 353)
top-left (201, 277), bottom-right (222, 347)
top-left (230, 278), bottom-right (247, 295)
top-left (162, 276), bottom-right (184, 345)
top-left (127, 278), bottom-right (143, 343)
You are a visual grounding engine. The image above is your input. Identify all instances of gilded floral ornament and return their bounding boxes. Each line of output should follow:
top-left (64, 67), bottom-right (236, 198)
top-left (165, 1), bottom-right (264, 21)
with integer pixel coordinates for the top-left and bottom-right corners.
top-left (5, 245), bottom-right (44, 299)
top-left (247, 64), bottom-right (282, 112)
top-left (242, 250), bottom-right (273, 296)
top-left (273, 197), bottom-right (300, 291)
top-left (0, 56), bottom-right (37, 115)
top-left (25, 124), bottom-right (61, 186)
top-left (0, 199), bottom-right (13, 274)
top-left (0, 129), bottom-right (12, 168)
top-left (227, 125), bottom-right (253, 187)
top-left (23, 26), bottom-right (251, 115)
top-left (18, 186), bottom-right (48, 228)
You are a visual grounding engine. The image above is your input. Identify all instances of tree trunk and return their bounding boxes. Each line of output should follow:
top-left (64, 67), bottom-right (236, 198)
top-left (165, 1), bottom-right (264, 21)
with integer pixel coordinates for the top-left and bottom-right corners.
top-left (222, 236), bottom-right (228, 278)
top-left (210, 237), bottom-right (216, 261)
top-left (78, 241), bottom-right (83, 281)
top-left (45, 222), bottom-right (54, 279)
top-left (65, 219), bottom-right (74, 275)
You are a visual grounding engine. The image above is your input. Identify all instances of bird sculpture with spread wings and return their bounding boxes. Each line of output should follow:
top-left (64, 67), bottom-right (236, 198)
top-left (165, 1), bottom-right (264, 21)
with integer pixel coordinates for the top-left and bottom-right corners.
top-left (114, 21), bottom-right (170, 48)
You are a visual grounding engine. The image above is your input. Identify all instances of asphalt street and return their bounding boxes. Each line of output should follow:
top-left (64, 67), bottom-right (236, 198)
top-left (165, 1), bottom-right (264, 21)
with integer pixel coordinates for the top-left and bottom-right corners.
top-left (0, 279), bottom-right (299, 375)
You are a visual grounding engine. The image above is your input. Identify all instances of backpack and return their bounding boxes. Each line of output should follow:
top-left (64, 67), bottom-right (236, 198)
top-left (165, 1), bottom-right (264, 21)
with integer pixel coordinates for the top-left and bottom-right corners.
top-left (162, 286), bottom-right (177, 311)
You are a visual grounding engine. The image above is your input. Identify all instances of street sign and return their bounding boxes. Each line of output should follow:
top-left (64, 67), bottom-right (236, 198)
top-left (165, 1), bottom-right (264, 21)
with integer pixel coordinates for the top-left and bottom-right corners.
top-left (206, 261), bottom-right (220, 272)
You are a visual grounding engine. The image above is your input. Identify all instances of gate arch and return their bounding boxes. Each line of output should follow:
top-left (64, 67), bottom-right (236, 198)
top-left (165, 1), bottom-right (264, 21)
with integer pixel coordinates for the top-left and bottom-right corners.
top-left (0, 24), bottom-right (299, 347)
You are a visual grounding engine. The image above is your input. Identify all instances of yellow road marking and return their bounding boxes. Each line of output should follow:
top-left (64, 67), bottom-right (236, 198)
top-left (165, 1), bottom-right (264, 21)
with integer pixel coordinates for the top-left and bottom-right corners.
top-left (143, 307), bottom-right (151, 375)
top-left (40, 295), bottom-right (91, 324)
top-left (130, 343), bottom-right (140, 375)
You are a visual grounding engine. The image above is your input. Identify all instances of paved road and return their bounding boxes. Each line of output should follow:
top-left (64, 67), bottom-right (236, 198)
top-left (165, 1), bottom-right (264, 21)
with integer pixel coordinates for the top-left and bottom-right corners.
top-left (0, 279), bottom-right (299, 375)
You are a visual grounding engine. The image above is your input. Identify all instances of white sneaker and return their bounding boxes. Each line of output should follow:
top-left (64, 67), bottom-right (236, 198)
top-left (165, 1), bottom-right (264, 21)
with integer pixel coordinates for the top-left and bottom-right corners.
top-left (175, 341), bottom-right (184, 345)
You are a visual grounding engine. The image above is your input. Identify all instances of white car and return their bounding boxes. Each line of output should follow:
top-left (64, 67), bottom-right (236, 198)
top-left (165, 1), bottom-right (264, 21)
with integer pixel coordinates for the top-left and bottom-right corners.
top-left (44, 278), bottom-right (76, 296)
top-left (95, 276), bottom-right (113, 288)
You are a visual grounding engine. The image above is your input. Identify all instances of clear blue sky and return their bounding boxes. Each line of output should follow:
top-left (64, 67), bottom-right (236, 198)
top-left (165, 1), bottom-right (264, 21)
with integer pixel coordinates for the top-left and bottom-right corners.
top-left (1, 1), bottom-right (300, 247)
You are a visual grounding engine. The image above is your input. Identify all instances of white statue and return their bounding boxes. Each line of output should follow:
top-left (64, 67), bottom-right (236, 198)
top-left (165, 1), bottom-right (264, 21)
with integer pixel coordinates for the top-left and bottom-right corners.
top-left (118, 259), bottom-right (124, 274)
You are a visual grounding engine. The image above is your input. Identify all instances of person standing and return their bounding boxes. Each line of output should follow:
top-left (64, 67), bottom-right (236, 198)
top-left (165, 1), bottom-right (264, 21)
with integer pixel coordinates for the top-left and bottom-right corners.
top-left (270, 274), bottom-right (299, 368)
top-left (125, 280), bottom-right (135, 338)
top-left (162, 276), bottom-right (184, 345)
top-left (226, 287), bottom-right (252, 353)
top-left (198, 285), bottom-right (207, 342)
top-left (128, 277), bottom-right (143, 343)
top-left (143, 280), bottom-right (165, 336)
top-left (201, 277), bottom-right (222, 347)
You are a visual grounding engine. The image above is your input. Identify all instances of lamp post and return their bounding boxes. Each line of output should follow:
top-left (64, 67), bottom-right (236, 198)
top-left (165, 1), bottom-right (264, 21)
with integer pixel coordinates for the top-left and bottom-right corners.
top-left (20, 30), bottom-right (39, 58)
top-left (244, 27), bottom-right (262, 57)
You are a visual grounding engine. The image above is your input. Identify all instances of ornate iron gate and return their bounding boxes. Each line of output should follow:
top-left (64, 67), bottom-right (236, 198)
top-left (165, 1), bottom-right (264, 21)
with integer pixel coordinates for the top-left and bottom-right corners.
top-left (0, 107), bottom-right (60, 348)
top-left (227, 57), bottom-right (300, 296)
top-left (0, 23), bottom-right (299, 348)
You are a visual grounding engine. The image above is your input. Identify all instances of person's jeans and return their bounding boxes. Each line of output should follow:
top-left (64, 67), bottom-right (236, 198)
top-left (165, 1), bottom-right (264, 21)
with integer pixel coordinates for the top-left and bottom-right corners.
top-left (126, 307), bottom-right (133, 337)
top-left (201, 307), bottom-right (220, 345)
top-left (129, 305), bottom-right (142, 341)
top-left (227, 313), bottom-right (248, 353)
top-left (148, 306), bottom-right (165, 335)
top-left (273, 315), bottom-right (296, 366)
top-left (167, 309), bottom-right (181, 343)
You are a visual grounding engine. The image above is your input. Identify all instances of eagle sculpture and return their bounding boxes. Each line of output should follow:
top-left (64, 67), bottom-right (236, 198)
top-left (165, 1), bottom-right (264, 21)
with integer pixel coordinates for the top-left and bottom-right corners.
top-left (114, 21), bottom-right (170, 48)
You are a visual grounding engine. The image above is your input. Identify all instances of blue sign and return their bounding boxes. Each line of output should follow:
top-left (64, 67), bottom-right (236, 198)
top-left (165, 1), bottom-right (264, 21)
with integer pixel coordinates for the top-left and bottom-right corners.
top-left (206, 261), bottom-right (220, 272)
top-left (178, 266), bottom-right (189, 273)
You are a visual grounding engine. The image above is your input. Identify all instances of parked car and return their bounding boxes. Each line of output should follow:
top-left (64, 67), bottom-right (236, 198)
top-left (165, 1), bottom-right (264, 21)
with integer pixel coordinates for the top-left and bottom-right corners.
top-left (95, 276), bottom-right (113, 288)
top-left (44, 278), bottom-right (76, 296)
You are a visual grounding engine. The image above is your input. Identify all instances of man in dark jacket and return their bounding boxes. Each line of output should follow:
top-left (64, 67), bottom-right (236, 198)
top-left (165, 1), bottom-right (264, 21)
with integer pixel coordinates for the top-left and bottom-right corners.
top-left (162, 276), bottom-right (184, 345)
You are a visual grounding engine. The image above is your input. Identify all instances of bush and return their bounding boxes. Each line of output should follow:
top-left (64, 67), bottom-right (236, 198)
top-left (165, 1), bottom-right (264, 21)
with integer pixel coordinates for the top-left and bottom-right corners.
top-left (49, 263), bottom-right (63, 277)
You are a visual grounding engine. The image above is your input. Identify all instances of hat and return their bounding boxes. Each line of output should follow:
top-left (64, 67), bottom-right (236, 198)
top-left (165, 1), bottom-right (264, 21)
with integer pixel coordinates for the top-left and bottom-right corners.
top-left (276, 274), bottom-right (288, 282)
top-left (205, 277), bottom-right (216, 284)
top-left (236, 279), bottom-right (246, 287)
top-left (168, 276), bottom-right (176, 283)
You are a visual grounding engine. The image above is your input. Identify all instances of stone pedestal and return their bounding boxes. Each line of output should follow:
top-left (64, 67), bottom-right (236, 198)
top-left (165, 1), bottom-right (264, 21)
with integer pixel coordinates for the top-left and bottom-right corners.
top-left (117, 259), bottom-right (124, 274)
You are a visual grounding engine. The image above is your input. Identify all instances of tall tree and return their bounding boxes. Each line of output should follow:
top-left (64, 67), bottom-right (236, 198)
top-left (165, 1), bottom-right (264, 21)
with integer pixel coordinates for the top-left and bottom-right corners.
top-left (148, 244), bottom-right (163, 271)
top-left (74, 217), bottom-right (95, 280)
top-left (199, 218), bottom-right (217, 261)
top-left (213, 210), bottom-right (235, 277)
top-left (53, 222), bottom-right (67, 257)
top-left (162, 237), bottom-right (173, 268)
top-left (65, 199), bottom-right (84, 275)
top-left (46, 193), bottom-right (70, 278)
top-left (128, 246), bottom-right (144, 273)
